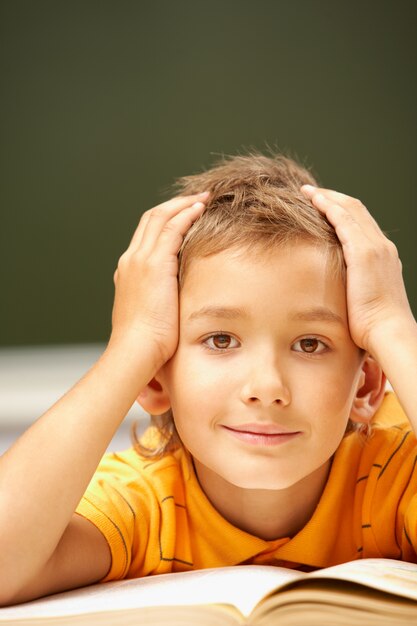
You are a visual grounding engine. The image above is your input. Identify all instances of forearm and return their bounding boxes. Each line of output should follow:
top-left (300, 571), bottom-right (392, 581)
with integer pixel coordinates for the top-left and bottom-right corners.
top-left (368, 315), bottom-right (417, 431)
top-left (0, 336), bottom-right (156, 594)
top-left (0, 192), bottom-right (208, 598)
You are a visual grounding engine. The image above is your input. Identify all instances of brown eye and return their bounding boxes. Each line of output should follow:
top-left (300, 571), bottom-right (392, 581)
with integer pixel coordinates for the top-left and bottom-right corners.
top-left (212, 334), bottom-right (232, 349)
top-left (300, 338), bottom-right (319, 353)
top-left (204, 333), bottom-right (239, 351)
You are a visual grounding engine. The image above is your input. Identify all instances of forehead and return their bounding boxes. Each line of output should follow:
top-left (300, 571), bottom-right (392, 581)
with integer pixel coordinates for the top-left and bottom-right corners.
top-left (180, 243), bottom-right (347, 324)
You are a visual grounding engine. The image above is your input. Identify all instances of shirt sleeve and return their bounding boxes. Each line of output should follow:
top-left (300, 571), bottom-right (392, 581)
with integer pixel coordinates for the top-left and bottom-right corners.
top-left (75, 451), bottom-right (152, 581)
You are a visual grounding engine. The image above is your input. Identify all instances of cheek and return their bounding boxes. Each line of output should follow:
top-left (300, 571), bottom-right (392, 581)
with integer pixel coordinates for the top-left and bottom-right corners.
top-left (164, 350), bottom-right (219, 415)
top-left (169, 347), bottom-right (232, 390)
top-left (300, 359), bottom-right (361, 425)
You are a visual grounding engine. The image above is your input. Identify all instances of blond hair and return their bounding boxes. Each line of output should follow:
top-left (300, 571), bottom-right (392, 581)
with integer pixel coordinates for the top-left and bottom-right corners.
top-left (133, 152), bottom-right (361, 458)
top-left (177, 152), bottom-right (344, 285)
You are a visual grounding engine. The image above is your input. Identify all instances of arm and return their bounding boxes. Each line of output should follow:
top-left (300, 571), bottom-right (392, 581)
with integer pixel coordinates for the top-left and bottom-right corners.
top-left (0, 192), bottom-right (209, 605)
top-left (301, 184), bottom-right (417, 429)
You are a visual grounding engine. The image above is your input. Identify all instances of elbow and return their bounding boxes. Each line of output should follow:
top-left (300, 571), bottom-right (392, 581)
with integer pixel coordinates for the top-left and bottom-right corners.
top-left (0, 574), bottom-right (44, 607)
top-left (0, 583), bottom-right (21, 608)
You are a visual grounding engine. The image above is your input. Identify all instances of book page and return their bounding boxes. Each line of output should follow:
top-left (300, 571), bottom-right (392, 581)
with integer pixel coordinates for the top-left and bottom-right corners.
top-left (0, 565), bottom-right (303, 621)
top-left (308, 558), bottom-right (417, 601)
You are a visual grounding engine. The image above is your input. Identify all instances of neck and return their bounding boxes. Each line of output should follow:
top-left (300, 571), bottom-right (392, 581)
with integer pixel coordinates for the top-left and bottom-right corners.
top-left (193, 458), bottom-right (331, 540)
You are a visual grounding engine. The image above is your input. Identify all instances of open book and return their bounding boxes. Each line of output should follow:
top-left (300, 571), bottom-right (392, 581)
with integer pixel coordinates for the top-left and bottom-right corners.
top-left (1, 558), bottom-right (417, 626)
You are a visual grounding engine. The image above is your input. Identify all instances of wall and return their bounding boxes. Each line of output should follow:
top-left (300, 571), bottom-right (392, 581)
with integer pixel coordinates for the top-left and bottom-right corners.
top-left (1, 0), bottom-right (416, 347)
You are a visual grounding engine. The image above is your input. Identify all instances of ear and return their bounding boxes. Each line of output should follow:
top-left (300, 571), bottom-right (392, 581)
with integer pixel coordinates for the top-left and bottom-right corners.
top-left (136, 375), bottom-right (171, 416)
top-left (350, 355), bottom-right (387, 425)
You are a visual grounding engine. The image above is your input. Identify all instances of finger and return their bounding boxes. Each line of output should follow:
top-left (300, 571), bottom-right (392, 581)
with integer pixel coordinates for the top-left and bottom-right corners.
top-left (301, 185), bottom-right (382, 235)
top-left (128, 192), bottom-right (210, 251)
top-left (311, 194), bottom-right (367, 246)
top-left (114, 201), bottom-right (207, 286)
top-left (150, 201), bottom-right (208, 259)
top-left (307, 192), bottom-right (390, 261)
top-left (301, 184), bottom-right (354, 206)
top-left (127, 209), bottom-right (152, 250)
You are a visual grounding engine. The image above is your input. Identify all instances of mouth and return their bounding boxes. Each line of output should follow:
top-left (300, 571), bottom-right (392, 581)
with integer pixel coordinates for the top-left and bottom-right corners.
top-left (221, 424), bottom-right (302, 446)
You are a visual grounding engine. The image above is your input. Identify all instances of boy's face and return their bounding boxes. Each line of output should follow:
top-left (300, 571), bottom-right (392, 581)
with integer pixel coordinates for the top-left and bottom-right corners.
top-left (160, 242), bottom-right (365, 492)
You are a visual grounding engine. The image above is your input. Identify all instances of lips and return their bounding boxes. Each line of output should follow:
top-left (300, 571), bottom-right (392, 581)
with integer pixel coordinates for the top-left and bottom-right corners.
top-left (224, 423), bottom-right (300, 435)
top-left (221, 423), bottom-right (302, 446)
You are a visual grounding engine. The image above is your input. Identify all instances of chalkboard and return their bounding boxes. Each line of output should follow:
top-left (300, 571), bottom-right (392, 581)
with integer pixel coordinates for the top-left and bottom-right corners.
top-left (1, 0), bottom-right (415, 346)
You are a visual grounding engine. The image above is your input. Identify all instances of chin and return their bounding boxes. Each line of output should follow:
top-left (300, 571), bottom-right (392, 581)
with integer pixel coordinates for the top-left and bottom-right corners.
top-left (224, 470), bottom-right (301, 491)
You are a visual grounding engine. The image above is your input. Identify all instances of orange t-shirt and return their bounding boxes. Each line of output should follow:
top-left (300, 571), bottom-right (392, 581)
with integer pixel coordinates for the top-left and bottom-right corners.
top-left (76, 392), bottom-right (417, 581)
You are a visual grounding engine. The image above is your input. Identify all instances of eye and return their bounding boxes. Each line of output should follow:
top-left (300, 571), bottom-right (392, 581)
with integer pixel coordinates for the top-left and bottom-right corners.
top-left (204, 333), bottom-right (240, 351)
top-left (292, 337), bottom-right (328, 354)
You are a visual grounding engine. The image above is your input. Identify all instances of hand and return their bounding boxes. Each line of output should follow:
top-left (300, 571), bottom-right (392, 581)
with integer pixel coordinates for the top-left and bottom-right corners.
top-left (300, 185), bottom-right (414, 354)
top-left (109, 192), bottom-right (209, 370)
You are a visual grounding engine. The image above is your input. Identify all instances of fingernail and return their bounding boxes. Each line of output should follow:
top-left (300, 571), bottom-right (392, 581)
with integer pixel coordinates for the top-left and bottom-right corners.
top-left (192, 201), bottom-right (206, 210)
top-left (301, 184), bottom-right (316, 194)
top-left (198, 191), bottom-right (210, 198)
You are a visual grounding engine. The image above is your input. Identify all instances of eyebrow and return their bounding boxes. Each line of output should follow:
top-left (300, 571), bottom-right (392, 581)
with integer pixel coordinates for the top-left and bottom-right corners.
top-left (289, 307), bottom-right (345, 325)
top-left (186, 305), bottom-right (344, 325)
top-left (186, 306), bottom-right (249, 322)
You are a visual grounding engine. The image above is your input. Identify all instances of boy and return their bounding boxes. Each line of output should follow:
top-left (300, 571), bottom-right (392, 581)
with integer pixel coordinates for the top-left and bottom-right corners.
top-left (1, 153), bottom-right (416, 605)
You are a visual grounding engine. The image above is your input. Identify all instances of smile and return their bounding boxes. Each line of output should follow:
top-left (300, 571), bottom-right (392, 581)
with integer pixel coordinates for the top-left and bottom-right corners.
top-left (221, 424), bottom-right (302, 446)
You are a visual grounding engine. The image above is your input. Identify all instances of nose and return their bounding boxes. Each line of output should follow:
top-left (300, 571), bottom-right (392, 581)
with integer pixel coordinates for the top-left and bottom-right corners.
top-left (239, 352), bottom-right (291, 407)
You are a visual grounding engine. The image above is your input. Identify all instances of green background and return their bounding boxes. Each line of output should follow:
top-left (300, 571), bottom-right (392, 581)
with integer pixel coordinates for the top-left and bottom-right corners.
top-left (1, 0), bottom-right (416, 347)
